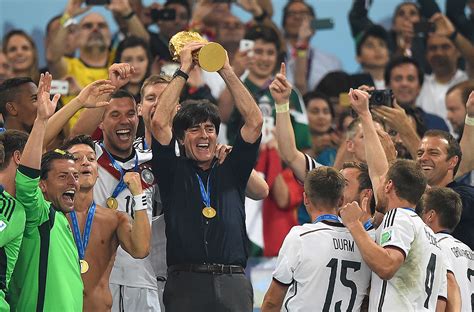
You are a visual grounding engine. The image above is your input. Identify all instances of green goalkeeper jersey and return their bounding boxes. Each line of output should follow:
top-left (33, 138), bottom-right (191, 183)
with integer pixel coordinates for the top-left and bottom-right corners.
top-left (9, 166), bottom-right (83, 311)
top-left (0, 188), bottom-right (25, 312)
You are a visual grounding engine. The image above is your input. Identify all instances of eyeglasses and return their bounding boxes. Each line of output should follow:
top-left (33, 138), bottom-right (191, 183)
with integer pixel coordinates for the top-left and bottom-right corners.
top-left (81, 22), bottom-right (108, 30)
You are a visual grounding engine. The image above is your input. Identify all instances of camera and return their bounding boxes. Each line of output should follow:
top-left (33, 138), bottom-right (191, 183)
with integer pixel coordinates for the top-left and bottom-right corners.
top-left (151, 8), bottom-right (176, 22)
top-left (369, 89), bottom-right (393, 107)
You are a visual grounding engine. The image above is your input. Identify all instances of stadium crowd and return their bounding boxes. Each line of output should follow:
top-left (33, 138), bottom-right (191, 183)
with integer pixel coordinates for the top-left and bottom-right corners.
top-left (0, 0), bottom-right (473, 311)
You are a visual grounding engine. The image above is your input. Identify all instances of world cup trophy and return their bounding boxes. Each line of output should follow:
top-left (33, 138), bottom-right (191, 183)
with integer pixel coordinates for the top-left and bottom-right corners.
top-left (169, 31), bottom-right (226, 72)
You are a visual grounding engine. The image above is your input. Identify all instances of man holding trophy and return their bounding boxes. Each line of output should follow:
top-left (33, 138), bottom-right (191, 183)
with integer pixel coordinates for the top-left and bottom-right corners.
top-left (150, 31), bottom-right (263, 311)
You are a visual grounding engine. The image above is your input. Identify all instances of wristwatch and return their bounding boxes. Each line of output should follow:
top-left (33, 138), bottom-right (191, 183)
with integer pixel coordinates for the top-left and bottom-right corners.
top-left (173, 69), bottom-right (189, 81)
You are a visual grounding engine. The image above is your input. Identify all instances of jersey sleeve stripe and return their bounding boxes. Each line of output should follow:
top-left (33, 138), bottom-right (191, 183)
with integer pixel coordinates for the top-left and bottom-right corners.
top-left (272, 277), bottom-right (293, 286)
top-left (283, 280), bottom-right (297, 312)
top-left (377, 280), bottom-right (387, 312)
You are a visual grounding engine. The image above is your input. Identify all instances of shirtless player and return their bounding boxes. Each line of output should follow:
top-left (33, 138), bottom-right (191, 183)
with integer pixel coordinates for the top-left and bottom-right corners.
top-left (61, 135), bottom-right (151, 311)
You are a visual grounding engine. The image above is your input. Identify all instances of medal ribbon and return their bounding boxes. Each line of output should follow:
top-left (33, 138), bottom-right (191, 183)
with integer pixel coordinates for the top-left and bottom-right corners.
top-left (196, 173), bottom-right (211, 208)
top-left (101, 144), bottom-right (138, 198)
top-left (313, 214), bottom-right (341, 224)
top-left (70, 202), bottom-right (96, 260)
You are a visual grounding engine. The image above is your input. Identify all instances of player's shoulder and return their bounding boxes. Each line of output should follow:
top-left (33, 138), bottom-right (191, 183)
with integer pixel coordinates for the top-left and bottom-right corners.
top-left (298, 221), bottom-right (344, 238)
top-left (381, 208), bottom-right (417, 228)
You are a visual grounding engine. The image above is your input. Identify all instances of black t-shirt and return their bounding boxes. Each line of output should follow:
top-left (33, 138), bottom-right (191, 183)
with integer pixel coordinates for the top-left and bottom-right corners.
top-left (149, 31), bottom-right (172, 62)
top-left (152, 132), bottom-right (261, 267)
top-left (447, 180), bottom-right (474, 249)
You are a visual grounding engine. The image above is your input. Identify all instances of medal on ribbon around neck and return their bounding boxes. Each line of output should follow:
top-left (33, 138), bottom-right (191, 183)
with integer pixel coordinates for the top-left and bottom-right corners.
top-left (107, 197), bottom-right (118, 210)
top-left (70, 202), bottom-right (96, 274)
top-left (196, 173), bottom-right (216, 219)
top-left (80, 259), bottom-right (89, 274)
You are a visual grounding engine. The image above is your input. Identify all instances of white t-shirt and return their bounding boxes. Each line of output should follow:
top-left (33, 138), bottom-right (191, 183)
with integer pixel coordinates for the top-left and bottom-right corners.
top-left (273, 220), bottom-right (372, 312)
top-left (416, 70), bottom-right (468, 131)
top-left (93, 138), bottom-right (165, 290)
top-left (436, 232), bottom-right (474, 312)
top-left (369, 208), bottom-right (447, 311)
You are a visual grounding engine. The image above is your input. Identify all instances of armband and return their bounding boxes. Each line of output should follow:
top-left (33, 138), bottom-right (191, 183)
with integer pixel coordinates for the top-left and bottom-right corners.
top-left (465, 115), bottom-right (474, 126)
top-left (133, 194), bottom-right (147, 211)
top-left (275, 102), bottom-right (289, 113)
top-left (363, 219), bottom-right (373, 231)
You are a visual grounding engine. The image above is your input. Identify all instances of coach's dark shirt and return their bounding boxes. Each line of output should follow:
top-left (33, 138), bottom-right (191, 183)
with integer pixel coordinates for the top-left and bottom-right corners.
top-left (152, 132), bottom-right (260, 268)
top-left (447, 180), bottom-right (474, 250)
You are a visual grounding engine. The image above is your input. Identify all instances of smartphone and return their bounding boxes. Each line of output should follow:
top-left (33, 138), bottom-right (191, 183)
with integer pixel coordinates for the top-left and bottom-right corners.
top-left (239, 39), bottom-right (255, 57)
top-left (413, 21), bottom-right (436, 35)
top-left (51, 80), bottom-right (69, 95)
top-left (151, 8), bottom-right (176, 21)
top-left (85, 0), bottom-right (110, 5)
top-left (311, 18), bottom-right (334, 31)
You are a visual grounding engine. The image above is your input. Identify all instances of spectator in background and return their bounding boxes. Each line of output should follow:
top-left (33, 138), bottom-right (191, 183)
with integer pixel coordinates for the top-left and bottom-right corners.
top-left (47, 0), bottom-right (148, 129)
top-left (0, 52), bottom-right (12, 84)
top-left (349, 0), bottom-right (440, 70)
top-left (2, 30), bottom-right (39, 83)
top-left (303, 91), bottom-right (339, 166)
top-left (315, 70), bottom-right (353, 118)
top-left (352, 25), bottom-right (390, 90)
top-left (149, 0), bottom-right (191, 63)
top-left (446, 80), bottom-right (474, 137)
top-left (225, 25), bottom-right (311, 151)
top-left (416, 14), bottom-right (474, 126)
top-left (282, 0), bottom-right (341, 94)
top-left (44, 14), bottom-right (79, 60)
top-left (446, 0), bottom-right (474, 44)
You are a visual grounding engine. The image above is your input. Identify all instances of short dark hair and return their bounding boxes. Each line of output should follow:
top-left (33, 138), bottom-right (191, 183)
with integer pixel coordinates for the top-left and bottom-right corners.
top-left (420, 187), bottom-right (462, 232)
top-left (40, 149), bottom-right (76, 180)
top-left (282, 0), bottom-right (315, 29)
top-left (384, 56), bottom-right (424, 87)
top-left (244, 25), bottom-right (280, 53)
top-left (164, 0), bottom-right (191, 19)
top-left (0, 77), bottom-right (35, 116)
top-left (423, 130), bottom-right (462, 175)
top-left (342, 161), bottom-right (376, 214)
top-left (346, 115), bottom-right (386, 140)
top-left (172, 99), bottom-right (221, 141)
top-left (446, 80), bottom-right (474, 107)
top-left (304, 166), bottom-right (345, 208)
top-left (386, 159), bottom-right (427, 205)
top-left (110, 89), bottom-right (136, 102)
top-left (356, 25), bottom-right (389, 56)
top-left (303, 91), bottom-right (335, 118)
top-left (45, 14), bottom-right (62, 34)
top-left (0, 130), bottom-right (28, 170)
top-left (315, 71), bottom-right (352, 99)
top-left (61, 135), bottom-right (95, 152)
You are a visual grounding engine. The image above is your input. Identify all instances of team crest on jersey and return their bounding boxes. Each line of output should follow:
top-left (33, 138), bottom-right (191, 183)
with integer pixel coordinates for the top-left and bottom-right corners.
top-left (381, 229), bottom-right (393, 244)
top-left (0, 220), bottom-right (6, 232)
top-left (141, 168), bottom-right (154, 185)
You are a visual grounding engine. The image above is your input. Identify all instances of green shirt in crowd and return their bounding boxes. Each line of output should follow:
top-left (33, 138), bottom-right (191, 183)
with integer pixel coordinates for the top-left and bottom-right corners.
top-left (9, 166), bottom-right (83, 311)
top-left (226, 77), bottom-right (312, 150)
top-left (0, 188), bottom-right (25, 312)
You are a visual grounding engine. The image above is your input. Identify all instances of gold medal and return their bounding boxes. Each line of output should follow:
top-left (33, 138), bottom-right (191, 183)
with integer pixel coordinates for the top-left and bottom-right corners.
top-left (80, 259), bottom-right (89, 274)
top-left (202, 207), bottom-right (216, 219)
top-left (106, 197), bottom-right (118, 210)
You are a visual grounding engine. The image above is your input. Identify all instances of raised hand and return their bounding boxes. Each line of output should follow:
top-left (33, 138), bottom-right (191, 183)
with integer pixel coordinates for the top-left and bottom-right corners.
top-left (108, 63), bottom-right (135, 89)
top-left (123, 172), bottom-right (143, 196)
top-left (76, 79), bottom-right (116, 108)
top-left (372, 100), bottom-right (416, 137)
top-left (430, 13), bottom-right (456, 38)
top-left (215, 144), bottom-right (233, 164)
top-left (179, 42), bottom-right (206, 73)
top-left (269, 63), bottom-right (292, 105)
top-left (297, 15), bottom-right (314, 44)
top-left (466, 91), bottom-right (474, 117)
top-left (339, 200), bottom-right (365, 229)
top-left (348, 88), bottom-right (370, 116)
top-left (107, 0), bottom-right (133, 16)
top-left (65, 0), bottom-right (90, 17)
top-left (36, 73), bottom-right (61, 120)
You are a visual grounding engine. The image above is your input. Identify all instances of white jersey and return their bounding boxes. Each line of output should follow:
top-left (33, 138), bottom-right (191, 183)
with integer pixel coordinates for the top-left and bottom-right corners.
top-left (369, 208), bottom-right (447, 311)
top-left (273, 220), bottom-right (372, 312)
top-left (436, 232), bottom-right (474, 312)
top-left (93, 138), bottom-right (166, 289)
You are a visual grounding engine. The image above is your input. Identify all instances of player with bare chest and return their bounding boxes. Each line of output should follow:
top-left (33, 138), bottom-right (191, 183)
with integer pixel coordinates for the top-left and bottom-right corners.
top-left (62, 135), bottom-right (151, 312)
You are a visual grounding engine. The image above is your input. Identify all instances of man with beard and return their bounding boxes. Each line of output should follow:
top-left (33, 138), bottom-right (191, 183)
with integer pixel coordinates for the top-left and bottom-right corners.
top-left (9, 73), bottom-right (83, 311)
top-left (47, 0), bottom-right (149, 128)
top-left (340, 88), bottom-right (447, 311)
top-left (0, 77), bottom-right (39, 133)
top-left (446, 80), bottom-right (474, 138)
top-left (416, 14), bottom-right (474, 128)
top-left (61, 135), bottom-right (151, 312)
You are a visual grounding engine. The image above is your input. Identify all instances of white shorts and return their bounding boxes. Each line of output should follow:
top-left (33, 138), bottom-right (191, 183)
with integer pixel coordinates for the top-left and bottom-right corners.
top-left (110, 284), bottom-right (161, 312)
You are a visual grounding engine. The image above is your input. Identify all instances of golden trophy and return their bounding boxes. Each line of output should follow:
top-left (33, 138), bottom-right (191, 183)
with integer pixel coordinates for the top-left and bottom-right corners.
top-left (169, 31), bottom-right (226, 72)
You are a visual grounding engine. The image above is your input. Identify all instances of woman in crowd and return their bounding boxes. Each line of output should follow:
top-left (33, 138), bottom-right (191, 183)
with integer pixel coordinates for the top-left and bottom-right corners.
top-left (2, 30), bottom-right (39, 83)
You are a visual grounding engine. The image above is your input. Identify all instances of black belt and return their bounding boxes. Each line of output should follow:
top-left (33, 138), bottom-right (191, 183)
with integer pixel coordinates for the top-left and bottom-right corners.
top-left (168, 264), bottom-right (245, 275)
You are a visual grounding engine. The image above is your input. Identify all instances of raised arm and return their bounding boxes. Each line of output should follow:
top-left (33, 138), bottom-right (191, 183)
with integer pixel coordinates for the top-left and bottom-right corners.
top-left (455, 91), bottom-right (474, 178)
top-left (108, 0), bottom-right (150, 42)
top-left (116, 172), bottom-right (151, 258)
top-left (349, 88), bottom-right (389, 198)
top-left (446, 0), bottom-right (474, 42)
top-left (151, 42), bottom-right (205, 145)
top-left (271, 63), bottom-right (307, 181)
top-left (44, 80), bottom-right (115, 149)
top-left (348, 0), bottom-right (372, 38)
top-left (218, 52), bottom-right (263, 144)
top-left (21, 73), bottom-right (61, 169)
top-left (47, 0), bottom-right (90, 78)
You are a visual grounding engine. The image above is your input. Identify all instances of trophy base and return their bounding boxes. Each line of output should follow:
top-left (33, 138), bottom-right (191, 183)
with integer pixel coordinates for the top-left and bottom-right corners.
top-left (199, 42), bottom-right (226, 72)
